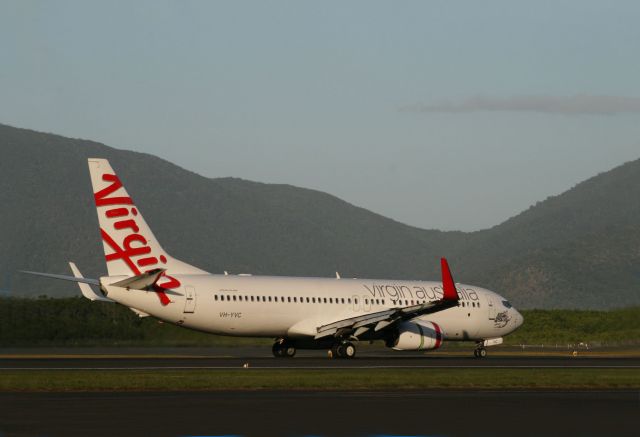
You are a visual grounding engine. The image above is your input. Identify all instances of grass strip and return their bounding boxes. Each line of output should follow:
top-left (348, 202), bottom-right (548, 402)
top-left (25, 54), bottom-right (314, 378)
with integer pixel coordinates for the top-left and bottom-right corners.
top-left (1, 368), bottom-right (638, 392)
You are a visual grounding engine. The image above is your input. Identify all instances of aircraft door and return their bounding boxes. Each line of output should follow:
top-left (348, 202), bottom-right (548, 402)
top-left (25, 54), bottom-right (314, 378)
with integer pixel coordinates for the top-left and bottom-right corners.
top-left (487, 296), bottom-right (496, 320)
top-left (184, 285), bottom-right (196, 313)
top-left (352, 295), bottom-right (361, 312)
top-left (362, 295), bottom-right (372, 312)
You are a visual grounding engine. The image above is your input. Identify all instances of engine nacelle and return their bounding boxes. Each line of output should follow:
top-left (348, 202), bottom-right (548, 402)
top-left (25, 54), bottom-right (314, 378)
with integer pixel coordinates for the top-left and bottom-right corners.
top-left (392, 320), bottom-right (443, 351)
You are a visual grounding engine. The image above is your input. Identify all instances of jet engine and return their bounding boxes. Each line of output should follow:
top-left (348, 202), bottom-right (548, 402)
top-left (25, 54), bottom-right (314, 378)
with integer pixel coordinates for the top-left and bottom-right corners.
top-left (391, 320), bottom-right (443, 351)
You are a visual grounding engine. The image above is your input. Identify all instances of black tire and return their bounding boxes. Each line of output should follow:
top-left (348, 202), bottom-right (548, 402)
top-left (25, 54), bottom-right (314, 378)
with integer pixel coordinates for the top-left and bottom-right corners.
top-left (272, 343), bottom-right (284, 358)
top-left (284, 345), bottom-right (296, 358)
top-left (473, 349), bottom-right (479, 358)
top-left (343, 342), bottom-right (356, 358)
top-left (330, 344), bottom-right (340, 359)
top-left (336, 344), bottom-right (346, 358)
top-left (479, 348), bottom-right (487, 358)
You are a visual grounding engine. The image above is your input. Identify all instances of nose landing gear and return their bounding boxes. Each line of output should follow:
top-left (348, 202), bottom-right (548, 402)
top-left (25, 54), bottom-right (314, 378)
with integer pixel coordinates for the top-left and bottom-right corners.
top-left (474, 342), bottom-right (487, 358)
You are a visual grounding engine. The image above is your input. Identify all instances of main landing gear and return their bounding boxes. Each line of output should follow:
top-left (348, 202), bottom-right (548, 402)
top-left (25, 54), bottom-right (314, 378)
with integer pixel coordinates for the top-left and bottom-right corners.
top-left (272, 339), bottom-right (296, 358)
top-left (474, 342), bottom-right (487, 358)
top-left (329, 341), bottom-right (356, 359)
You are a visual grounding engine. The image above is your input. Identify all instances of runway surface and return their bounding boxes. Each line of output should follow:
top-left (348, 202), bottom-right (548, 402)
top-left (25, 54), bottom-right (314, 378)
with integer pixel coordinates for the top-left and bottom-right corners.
top-left (1, 347), bottom-right (638, 369)
top-left (0, 390), bottom-right (636, 437)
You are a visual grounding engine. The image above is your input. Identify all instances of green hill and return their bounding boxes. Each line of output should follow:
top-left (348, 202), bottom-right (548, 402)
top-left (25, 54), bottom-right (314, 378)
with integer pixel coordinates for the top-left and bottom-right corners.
top-left (1, 123), bottom-right (639, 309)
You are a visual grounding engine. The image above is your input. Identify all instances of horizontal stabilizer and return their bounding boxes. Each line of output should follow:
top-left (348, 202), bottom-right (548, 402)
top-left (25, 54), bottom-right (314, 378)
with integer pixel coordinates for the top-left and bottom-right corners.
top-left (21, 270), bottom-right (100, 285)
top-left (69, 262), bottom-right (114, 302)
top-left (110, 268), bottom-right (166, 290)
top-left (21, 264), bottom-right (114, 302)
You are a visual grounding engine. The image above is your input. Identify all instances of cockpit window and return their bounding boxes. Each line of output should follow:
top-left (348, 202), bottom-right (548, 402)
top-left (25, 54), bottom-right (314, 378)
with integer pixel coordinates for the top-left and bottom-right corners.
top-left (502, 300), bottom-right (512, 309)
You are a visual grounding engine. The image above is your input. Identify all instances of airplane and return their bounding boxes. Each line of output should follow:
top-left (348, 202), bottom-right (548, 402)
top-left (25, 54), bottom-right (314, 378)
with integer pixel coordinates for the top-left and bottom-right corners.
top-left (24, 158), bottom-right (523, 359)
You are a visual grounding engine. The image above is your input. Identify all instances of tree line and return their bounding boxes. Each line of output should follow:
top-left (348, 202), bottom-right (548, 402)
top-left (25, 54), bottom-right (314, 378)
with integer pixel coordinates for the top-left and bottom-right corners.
top-left (0, 297), bottom-right (638, 347)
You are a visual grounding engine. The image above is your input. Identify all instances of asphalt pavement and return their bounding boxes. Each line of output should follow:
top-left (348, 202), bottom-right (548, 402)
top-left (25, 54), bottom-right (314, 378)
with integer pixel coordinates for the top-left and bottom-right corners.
top-left (0, 347), bottom-right (637, 370)
top-left (0, 390), bottom-right (636, 437)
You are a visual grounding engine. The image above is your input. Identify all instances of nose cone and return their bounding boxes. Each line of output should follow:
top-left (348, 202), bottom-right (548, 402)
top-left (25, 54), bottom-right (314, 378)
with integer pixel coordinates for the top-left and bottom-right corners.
top-left (513, 309), bottom-right (524, 330)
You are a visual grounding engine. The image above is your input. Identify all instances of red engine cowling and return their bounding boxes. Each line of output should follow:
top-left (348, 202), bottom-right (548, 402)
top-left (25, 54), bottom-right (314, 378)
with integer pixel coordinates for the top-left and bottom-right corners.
top-left (392, 320), bottom-right (443, 351)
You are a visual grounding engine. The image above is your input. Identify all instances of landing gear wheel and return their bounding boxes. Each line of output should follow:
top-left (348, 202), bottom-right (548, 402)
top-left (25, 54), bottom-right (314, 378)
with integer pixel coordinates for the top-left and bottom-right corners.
top-left (343, 342), bottom-right (356, 358)
top-left (330, 341), bottom-right (356, 359)
top-left (272, 343), bottom-right (284, 358)
top-left (474, 347), bottom-right (487, 358)
top-left (330, 344), bottom-right (340, 359)
top-left (284, 345), bottom-right (296, 358)
top-left (272, 339), bottom-right (295, 358)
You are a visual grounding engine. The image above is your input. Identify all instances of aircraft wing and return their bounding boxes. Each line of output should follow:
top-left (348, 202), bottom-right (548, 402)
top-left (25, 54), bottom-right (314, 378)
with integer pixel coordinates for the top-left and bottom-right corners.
top-left (314, 299), bottom-right (457, 339)
top-left (314, 258), bottom-right (460, 340)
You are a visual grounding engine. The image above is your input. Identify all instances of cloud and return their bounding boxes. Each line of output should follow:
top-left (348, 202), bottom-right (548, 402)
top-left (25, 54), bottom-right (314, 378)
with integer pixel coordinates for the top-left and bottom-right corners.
top-left (400, 95), bottom-right (640, 115)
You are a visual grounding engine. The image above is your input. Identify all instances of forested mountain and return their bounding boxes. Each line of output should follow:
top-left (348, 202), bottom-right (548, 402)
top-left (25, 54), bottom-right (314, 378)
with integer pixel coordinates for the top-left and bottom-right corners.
top-left (1, 123), bottom-right (638, 309)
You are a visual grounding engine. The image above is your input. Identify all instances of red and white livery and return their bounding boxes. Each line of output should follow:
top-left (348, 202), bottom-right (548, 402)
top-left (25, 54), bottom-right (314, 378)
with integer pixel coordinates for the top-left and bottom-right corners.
top-left (26, 159), bottom-right (523, 358)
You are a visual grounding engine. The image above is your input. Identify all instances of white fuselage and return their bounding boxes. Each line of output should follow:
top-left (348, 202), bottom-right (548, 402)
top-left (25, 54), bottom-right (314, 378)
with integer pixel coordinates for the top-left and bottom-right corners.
top-left (103, 274), bottom-right (523, 343)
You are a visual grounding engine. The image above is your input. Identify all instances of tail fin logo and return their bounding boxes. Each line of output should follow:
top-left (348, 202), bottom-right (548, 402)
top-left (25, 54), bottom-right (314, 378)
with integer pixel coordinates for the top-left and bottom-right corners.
top-left (95, 173), bottom-right (179, 306)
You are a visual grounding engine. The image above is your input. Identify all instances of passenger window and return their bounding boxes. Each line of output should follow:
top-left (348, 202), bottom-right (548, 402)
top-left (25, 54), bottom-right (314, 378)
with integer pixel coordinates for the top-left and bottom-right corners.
top-left (306, 297), bottom-right (310, 303)
top-left (323, 298), bottom-right (327, 303)
top-left (268, 296), bottom-right (272, 302)
top-left (382, 299), bottom-right (385, 305)
top-left (233, 295), bottom-right (237, 301)
top-left (347, 298), bottom-right (351, 304)
top-left (214, 295), bottom-right (218, 301)
top-left (365, 299), bottom-right (368, 305)
top-left (287, 297), bottom-right (291, 303)
top-left (342, 298), bottom-right (345, 304)
top-left (354, 299), bottom-right (357, 305)
top-left (329, 298), bottom-right (333, 303)
top-left (250, 296), bottom-right (254, 302)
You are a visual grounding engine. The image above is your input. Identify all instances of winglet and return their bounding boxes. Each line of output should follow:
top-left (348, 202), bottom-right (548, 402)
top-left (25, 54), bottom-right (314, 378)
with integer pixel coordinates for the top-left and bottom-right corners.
top-left (440, 258), bottom-right (459, 301)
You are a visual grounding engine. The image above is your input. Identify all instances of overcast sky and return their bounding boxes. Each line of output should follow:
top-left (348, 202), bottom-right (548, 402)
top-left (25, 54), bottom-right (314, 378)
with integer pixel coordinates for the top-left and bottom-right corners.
top-left (2, 1), bottom-right (640, 231)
